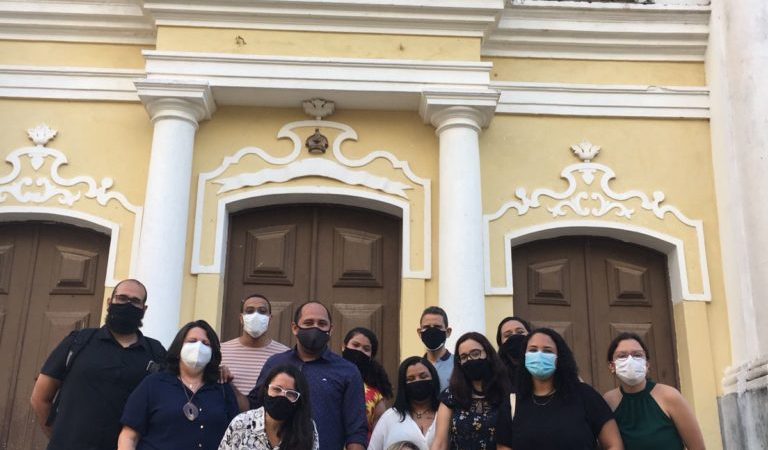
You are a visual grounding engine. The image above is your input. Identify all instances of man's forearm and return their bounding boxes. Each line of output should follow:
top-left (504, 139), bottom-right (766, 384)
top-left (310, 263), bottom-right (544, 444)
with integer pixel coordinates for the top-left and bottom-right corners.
top-left (30, 398), bottom-right (53, 437)
top-left (346, 443), bottom-right (365, 450)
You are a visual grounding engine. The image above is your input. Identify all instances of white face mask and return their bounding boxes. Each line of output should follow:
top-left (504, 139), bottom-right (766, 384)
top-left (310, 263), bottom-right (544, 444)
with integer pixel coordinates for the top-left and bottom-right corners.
top-left (243, 312), bottom-right (270, 338)
top-left (180, 341), bottom-right (212, 372)
top-left (614, 355), bottom-right (647, 386)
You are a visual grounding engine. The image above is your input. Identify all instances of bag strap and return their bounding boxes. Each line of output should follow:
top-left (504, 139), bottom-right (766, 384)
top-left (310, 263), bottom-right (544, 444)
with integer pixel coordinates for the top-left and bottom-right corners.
top-left (509, 393), bottom-right (517, 420)
top-left (64, 328), bottom-right (99, 375)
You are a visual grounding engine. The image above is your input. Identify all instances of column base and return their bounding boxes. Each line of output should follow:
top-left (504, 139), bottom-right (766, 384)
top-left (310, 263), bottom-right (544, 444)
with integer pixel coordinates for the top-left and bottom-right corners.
top-left (719, 355), bottom-right (768, 449)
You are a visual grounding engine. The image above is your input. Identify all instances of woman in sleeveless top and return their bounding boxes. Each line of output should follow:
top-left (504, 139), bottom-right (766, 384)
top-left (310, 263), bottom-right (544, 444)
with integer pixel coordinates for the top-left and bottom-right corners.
top-left (603, 332), bottom-right (705, 450)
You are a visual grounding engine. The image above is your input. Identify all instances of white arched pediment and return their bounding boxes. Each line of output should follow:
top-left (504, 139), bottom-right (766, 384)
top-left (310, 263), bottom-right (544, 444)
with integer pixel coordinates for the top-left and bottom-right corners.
top-left (484, 141), bottom-right (711, 303)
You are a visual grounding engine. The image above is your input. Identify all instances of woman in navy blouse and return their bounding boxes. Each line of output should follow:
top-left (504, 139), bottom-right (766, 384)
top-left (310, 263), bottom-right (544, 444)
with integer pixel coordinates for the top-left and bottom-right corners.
top-left (118, 320), bottom-right (240, 450)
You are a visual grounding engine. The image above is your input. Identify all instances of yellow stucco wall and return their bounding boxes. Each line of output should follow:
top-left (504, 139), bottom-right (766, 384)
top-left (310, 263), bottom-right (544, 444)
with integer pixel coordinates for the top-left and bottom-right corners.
top-left (486, 57), bottom-right (707, 86)
top-left (0, 41), bottom-right (150, 69)
top-left (0, 99), bottom-right (153, 313)
top-left (480, 114), bottom-right (726, 448)
top-left (156, 26), bottom-right (481, 61)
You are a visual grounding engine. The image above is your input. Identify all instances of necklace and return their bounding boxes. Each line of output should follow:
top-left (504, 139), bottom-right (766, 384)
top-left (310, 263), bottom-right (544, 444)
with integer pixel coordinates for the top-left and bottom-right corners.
top-left (412, 408), bottom-right (433, 419)
top-left (179, 377), bottom-right (203, 421)
top-left (532, 389), bottom-right (556, 407)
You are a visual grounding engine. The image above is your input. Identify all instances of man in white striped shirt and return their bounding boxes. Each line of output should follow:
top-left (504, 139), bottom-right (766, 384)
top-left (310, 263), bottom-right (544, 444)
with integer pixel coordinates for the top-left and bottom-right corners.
top-left (220, 294), bottom-right (290, 395)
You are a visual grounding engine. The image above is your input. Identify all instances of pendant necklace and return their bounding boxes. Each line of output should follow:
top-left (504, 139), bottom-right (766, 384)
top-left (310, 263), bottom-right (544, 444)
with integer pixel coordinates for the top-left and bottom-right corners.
top-left (412, 408), bottom-right (431, 419)
top-left (180, 377), bottom-right (202, 421)
top-left (532, 389), bottom-right (556, 407)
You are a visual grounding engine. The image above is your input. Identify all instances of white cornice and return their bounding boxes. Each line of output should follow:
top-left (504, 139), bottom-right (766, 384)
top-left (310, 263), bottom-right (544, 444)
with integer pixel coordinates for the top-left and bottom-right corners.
top-left (0, 65), bottom-right (142, 101)
top-left (483, 0), bottom-right (710, 61)
top-left (494, 81), bottom-right (709, 118)
top-left (142, 50), bottom-right (496, 111)
top-left (0, 0), bottom-right (156, 44)
top-left (143, 0), bottom-right (504, 38)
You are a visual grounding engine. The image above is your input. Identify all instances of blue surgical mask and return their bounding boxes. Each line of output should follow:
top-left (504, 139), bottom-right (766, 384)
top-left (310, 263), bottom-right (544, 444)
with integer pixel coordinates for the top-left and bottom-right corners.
top-left (525, 351), bottom-right (557, 379)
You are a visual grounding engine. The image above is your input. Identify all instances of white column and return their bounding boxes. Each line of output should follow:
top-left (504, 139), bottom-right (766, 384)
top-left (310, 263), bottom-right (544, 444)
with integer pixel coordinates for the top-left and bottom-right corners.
top-left (420, 92), bottom-right (498, 346)
top-left (708, 1), bottom-right (768, 447)
top-left (134, 81), bottom-right (215, 346)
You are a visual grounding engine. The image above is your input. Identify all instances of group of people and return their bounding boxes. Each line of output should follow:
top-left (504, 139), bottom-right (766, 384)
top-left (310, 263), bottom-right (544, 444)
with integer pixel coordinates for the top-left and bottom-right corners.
top-left (29, 278), bottom-right (706, 450)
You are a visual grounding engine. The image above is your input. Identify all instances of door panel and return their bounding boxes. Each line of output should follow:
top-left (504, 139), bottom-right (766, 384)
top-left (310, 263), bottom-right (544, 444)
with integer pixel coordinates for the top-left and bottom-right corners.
top-left (513, 240), bottom-right (594, 384)
top-left (0, 223), bottom-right (109, 450)
top-left (225, 205), bottom-right (401, 379)
top-left (513, 237), bottom-right (677, 394)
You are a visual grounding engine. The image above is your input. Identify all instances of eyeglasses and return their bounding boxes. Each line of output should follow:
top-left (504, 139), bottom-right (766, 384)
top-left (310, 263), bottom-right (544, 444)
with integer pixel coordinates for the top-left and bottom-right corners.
top-left (113, 294), bottom-right (144, 308)
top-left (614, 352), bottom-right (646, 360)
top-left (267, 384), bottom-right (301, 403)
top-left (458, 348), bottom-right (485, 364)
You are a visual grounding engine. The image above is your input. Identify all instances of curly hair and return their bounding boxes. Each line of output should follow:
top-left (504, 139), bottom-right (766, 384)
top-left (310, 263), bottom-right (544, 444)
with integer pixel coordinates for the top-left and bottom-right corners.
top-left (164, 320), bottom-right (222, 385)
top-left (256, 365), bottom-right (315, 450)
top-left (343, 327), bottom-right (393, 398)
top-left (392, 356), bottom-right (441, 422)
top-left (516, 328), bottom-right (580, 400)
top-left (448, 332), bottom-right (510, 409)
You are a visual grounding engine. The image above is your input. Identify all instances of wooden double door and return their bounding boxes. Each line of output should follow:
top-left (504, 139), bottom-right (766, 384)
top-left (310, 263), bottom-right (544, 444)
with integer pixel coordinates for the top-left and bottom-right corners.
top-left (0, 222), bottom-right (109, 450)
top-left (224, 204), bottom-right (402, 378)
top-left (513, 236), bottom-right (678, 394)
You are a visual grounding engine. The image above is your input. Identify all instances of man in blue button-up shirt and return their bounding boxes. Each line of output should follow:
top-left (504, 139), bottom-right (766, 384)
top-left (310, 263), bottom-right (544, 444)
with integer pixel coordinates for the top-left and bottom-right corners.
top-left (248, 301), bottom-right (367, 450)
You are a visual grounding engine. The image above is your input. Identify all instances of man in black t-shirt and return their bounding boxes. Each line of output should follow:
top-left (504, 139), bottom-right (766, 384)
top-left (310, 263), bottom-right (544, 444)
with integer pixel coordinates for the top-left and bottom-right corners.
top-left (29, 279), bottom-right (165, 450)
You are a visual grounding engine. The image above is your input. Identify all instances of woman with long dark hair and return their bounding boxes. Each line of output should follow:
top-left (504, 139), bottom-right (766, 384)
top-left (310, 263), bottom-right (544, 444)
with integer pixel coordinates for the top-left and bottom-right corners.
top-left (603, 332), bottom-right (704, 450)
top-left (495, 316), bottom-right (532, 391)
top-left (118, 320), bottom-right (240, 450)
top-left (431, 332), bottom-right (510, 450)
top-left (496, 328), bottom-right (623, 450)
top-left (342, 327), bottom-right (394, 435)
top-left (368, 356), bottom-right (440, 450)
top-left (219, 365), bottom-right (318, 450)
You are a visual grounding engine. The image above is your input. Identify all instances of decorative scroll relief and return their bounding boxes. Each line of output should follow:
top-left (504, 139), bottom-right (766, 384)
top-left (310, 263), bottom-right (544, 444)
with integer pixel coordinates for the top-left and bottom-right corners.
top-left (484, 141), bottom-right (711, 302)
top-left (0, 125), bottom-right (140, 213)
top-left (0, 124), bottom-right (143, 286)
top-left (192, 119), bottom-right (432, 279)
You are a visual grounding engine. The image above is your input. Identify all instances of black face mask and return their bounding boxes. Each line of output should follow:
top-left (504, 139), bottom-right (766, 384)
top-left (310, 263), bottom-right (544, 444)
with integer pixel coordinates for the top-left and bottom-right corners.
top-left (500, 334), bottom-right (527, 364)
top-left (106, 302), bottom-right (144, 334)
top-left (405, 379), bottom-right (434, 402)
top-left (343, 348), bottom-right (372, 374)
top-left (296, 327), bottom-right (330, 353)
top-left (462, 358), bottom-right (493, 381)
top-left (264, 394), bottom-right (297, 421)
top-left (420, 327), bottom-right (447, 351)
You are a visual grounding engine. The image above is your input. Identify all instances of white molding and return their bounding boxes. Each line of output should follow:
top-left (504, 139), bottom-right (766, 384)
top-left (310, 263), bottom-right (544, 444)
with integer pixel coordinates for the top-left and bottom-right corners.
top-left (142, 51), bottom-right (494, 111)
top-left (0, 0), bottom-right (155, 44)
top-left (483, 1), bottom-right (710, 61)
top-left (143, 0), bottom-right (503, 38)
top-left (0, 65), bottom-right (143, 102)
top-left (483, 220), bottom-right (704, 304)
top-left (191, 119), bottom-right (432, 279)
top-left (214, 158), bottom-right (413, 199)
top-left (722, 354), bottom-right (768, 395)
top-left (0, 124), bottom-right (144, 283)
top-left (0, 205), bottom-right (128, 287)
top-left (135, 79), bottom-right (216, 122)
top-left (483, 149), bottom-right (711, 302)
top-left (494, 81), bottom-right (710, 119)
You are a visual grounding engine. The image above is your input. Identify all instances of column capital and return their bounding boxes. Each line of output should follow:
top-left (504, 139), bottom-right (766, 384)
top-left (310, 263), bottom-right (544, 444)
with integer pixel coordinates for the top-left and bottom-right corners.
top-left (419, 90), bottom-right (499, 134)
top-left (135, 80), bottom-right (217, 127)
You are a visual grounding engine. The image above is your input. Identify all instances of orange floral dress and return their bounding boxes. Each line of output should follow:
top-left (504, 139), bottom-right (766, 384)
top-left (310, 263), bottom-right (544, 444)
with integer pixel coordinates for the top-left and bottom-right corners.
top-left (364, 383), bottom-right (384, 439)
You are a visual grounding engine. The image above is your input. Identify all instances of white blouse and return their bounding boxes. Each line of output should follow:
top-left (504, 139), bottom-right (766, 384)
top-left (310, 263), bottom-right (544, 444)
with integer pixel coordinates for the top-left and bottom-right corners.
top-left (368, 407), bottom-right (436, 450)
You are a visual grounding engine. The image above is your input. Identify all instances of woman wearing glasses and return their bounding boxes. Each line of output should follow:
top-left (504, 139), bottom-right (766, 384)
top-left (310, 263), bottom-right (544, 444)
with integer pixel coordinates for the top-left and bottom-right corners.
top-left (218, 365), bottom-right (318, 450)
top-left (430, 332), bottom-right (510, 450)
top-left (118, 320), bottom-right (240, 450)
top-left (603, 332), bottom-right (704, 450)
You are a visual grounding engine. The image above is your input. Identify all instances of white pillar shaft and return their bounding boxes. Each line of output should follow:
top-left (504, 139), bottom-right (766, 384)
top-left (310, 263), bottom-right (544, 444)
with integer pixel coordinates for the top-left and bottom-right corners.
top-left (436, 119), bottom-right (486, 346)
top-left (709, 0), bottom-right (768, 362)
top-left (137, 114), bottom-right (198, 346)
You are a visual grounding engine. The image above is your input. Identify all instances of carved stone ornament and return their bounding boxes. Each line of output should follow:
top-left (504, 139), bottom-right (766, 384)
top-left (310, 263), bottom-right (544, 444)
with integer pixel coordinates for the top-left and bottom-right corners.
top-left (306, 128), bottom-right (329, 154)
top-left (0, 124), bottom-right (139, 212)
top-left (302, 98), bottom-right (335, 120)
top-left (571, 141), bottom-right (600, 163)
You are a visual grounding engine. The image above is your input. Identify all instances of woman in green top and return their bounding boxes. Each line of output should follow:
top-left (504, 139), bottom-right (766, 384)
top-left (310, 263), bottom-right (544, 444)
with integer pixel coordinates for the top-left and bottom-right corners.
top-left (603, 333), bottom-right (705, 450)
